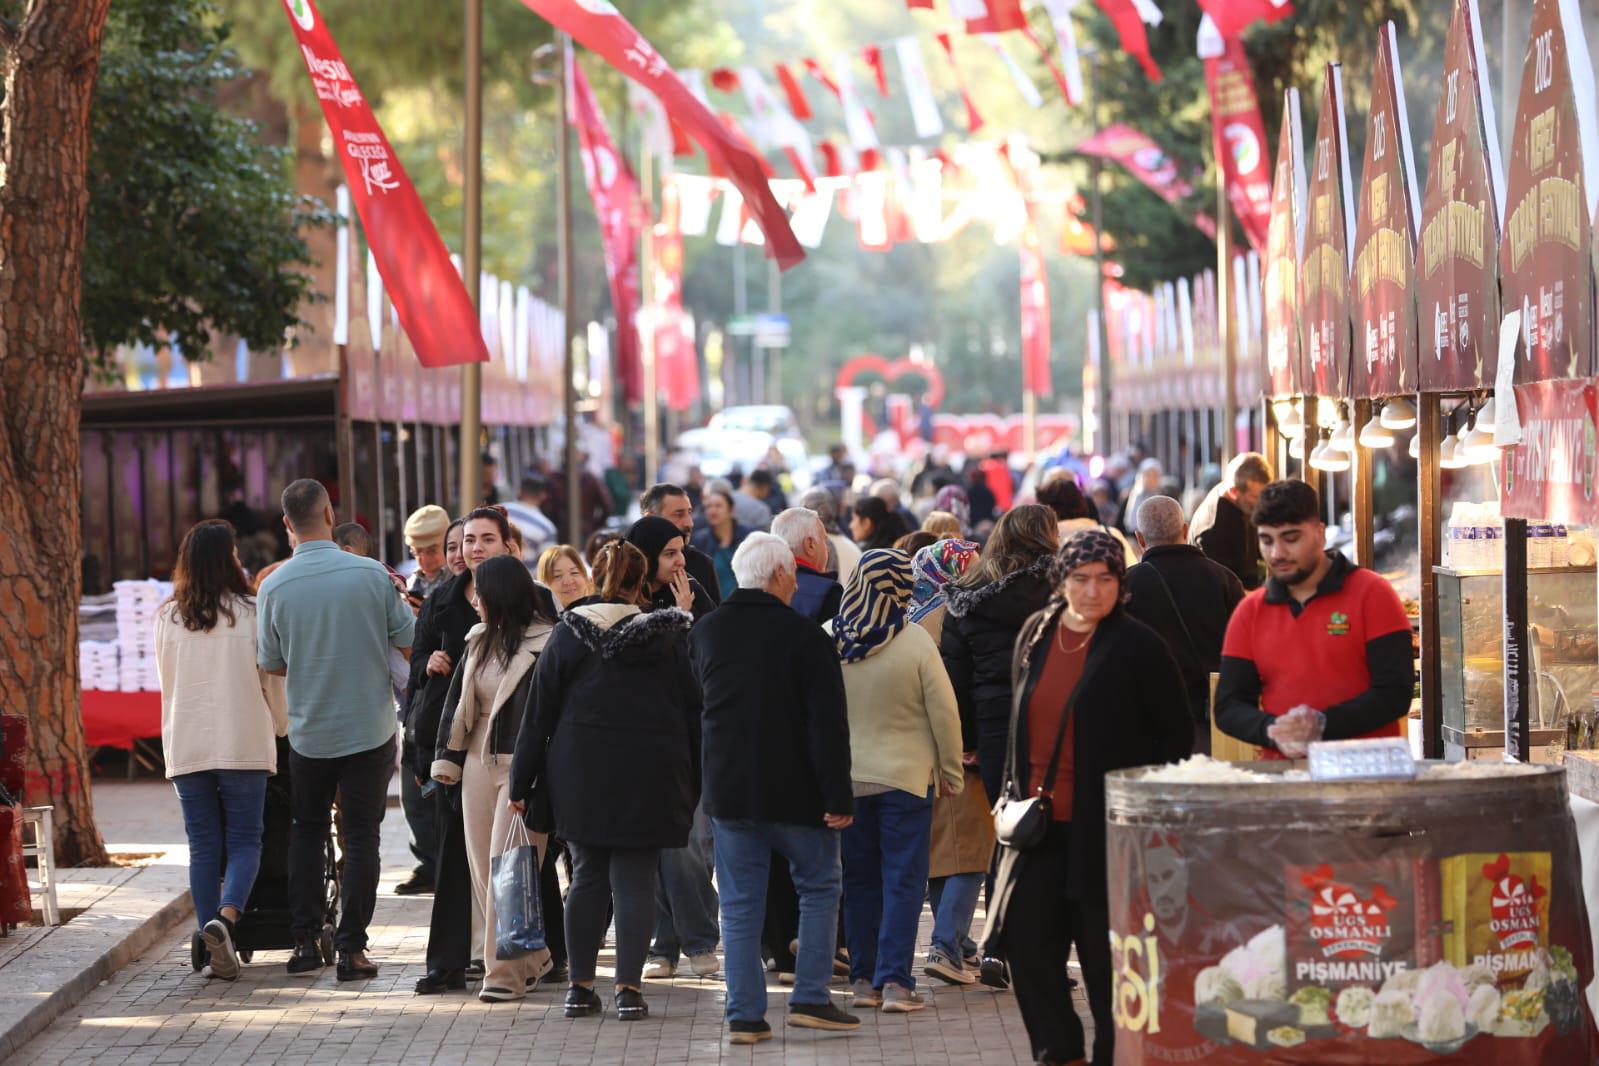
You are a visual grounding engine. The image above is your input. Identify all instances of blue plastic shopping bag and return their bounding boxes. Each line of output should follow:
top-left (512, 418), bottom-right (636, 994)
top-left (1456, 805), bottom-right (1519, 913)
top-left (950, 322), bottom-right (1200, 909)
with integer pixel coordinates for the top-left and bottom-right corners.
top-left (491, 819), bottom-right (546, 958)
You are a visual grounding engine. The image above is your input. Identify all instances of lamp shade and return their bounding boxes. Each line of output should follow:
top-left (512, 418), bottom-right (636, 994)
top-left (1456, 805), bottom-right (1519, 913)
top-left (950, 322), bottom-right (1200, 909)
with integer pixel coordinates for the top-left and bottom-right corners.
top-left (1310, 439), bottom-right (1350, 472)
top-left (1278, 404), bottom-right (1305, 439)
top-left (1439, 436), bottom-right (1468, 469)
top-left (1359, 414), bottom-right (1396, 448)
top-left (1329, 419), bottom-right (1356, 453)
top-left (1408, 432), bottom-right (1420, 459)
top-left (1379, 397), bottom-right (1417, 430)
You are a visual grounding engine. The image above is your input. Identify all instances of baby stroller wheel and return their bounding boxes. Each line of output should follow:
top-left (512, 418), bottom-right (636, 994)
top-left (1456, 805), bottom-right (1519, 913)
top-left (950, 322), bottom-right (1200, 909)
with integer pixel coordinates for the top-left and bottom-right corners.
top-left (238, 949), bottom-right (254, 963)
top-left (190, 931), bottom-right (206, 972)
top-left (319, 925), bottom-right (336, 966)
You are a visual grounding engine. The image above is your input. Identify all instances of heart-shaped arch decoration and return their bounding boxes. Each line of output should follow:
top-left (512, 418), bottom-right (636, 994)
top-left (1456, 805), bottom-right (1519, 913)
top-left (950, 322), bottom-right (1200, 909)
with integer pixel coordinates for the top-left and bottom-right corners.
top-left (834, 354), bottom-right (946, 410)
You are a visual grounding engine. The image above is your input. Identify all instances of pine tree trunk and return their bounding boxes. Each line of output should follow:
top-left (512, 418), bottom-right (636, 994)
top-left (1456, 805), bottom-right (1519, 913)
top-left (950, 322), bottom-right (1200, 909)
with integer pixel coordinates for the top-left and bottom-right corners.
top-left (0, 1), bottom-right (113, 865)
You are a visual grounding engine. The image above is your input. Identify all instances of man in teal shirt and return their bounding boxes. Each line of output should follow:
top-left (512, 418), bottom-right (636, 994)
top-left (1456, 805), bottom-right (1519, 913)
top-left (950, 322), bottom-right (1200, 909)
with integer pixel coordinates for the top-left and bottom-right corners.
top-left (258, 479), bottom-right (414, 982)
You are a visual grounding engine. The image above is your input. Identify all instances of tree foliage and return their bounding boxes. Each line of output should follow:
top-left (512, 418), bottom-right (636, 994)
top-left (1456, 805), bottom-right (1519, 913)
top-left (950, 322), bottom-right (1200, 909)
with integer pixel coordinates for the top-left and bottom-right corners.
top-left (83, 0), bottom-right (328, 361)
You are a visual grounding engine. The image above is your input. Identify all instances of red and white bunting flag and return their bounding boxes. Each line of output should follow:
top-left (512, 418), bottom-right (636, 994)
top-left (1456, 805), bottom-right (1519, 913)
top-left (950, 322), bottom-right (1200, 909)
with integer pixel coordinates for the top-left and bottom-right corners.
top-left (568, 49), bottom-right (642, 404)
top-left (1196, 0), bottom-right (1293, 41)
top-left (627, 81), bottom-right (693, 160)
top-left (802, 57), bottom-right (842, 99)
top-left (773, 62), bottom-right (812, 119)
top-left (1077, 124), bottom-right (1216, 237)
top-left (715, 186), bottom-right (744, 246)
top-left (282, 0), bottom-right (486, 368)
top-left (1038, 0), bottom-right (1085, 105)
top-left (738, 66), bottom-right (814, 182)
top-left (857, 171), bottom-right (892, 251)
top-left (818, 140), bottom-right (847, 179)
top-left (955, 0), bottom-right (1028, 34)
top-left (1021, 226), bottom-right (1053, 395)
top-left (789, 189), bottom-right (833, 249)
top-left (906, 0), bottom-right (934, 8)
top-left (982, 33), bottom-right (1043, 108)
top-left (934, 32), bottom-right (986, 134)
top-left (1094, 0), bottom-right (1163, 82)
top-left (894, 37), bottom-right (944, 138)
top-left (708, 67), bottom-right (741, 93)
top-left (673, 174), bottom-right (716, 236)
top-left (861, 45), bottom-right (890, 97)
top-left (518, 0), bottom-right (803, 269)
top-left (832, 52), bottom-right (882, 171)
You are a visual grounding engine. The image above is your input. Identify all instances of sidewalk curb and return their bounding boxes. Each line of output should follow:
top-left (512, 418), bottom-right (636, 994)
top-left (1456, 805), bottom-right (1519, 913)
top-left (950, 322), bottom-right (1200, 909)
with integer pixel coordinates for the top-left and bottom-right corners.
top-left (0, 871), bottom-right (192, 1059)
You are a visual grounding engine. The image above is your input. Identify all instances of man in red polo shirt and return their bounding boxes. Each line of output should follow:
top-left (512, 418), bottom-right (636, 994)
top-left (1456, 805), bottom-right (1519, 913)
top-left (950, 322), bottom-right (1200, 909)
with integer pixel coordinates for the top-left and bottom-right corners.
top-left (1214, 480), bottom-right (1413, 758)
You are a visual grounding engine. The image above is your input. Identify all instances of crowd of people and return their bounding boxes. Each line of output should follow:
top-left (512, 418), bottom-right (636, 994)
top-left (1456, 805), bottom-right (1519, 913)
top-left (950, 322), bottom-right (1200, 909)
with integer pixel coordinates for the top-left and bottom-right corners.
top-left (152, 442), bottom-right (1415, 1064)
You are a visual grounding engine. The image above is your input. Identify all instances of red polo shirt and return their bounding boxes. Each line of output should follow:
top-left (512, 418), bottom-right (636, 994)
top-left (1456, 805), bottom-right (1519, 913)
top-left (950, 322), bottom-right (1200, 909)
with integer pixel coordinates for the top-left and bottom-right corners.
top-left (1220, 554), bottom-right (1411, 757)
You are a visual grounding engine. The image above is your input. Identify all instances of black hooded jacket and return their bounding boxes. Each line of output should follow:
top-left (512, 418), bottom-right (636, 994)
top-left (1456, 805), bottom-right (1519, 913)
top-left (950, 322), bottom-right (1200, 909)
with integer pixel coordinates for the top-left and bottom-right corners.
top-left (509, 598), bottom-right (702, 850)
top-left (938, 555), bottom-right (1055, 750)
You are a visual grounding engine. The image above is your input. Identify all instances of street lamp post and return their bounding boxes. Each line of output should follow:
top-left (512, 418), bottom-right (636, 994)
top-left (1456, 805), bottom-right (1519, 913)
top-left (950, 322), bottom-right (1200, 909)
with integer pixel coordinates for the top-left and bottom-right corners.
top-left (557, 36), bottom-right (580, 545)
top-left (458, 0), bottom-right (484, 515)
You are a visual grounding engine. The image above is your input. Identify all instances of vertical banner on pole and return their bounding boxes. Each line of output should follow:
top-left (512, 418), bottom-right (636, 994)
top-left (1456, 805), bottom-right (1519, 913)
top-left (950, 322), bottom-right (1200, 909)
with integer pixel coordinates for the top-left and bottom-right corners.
top-left (1264, 89), bottom-right (1307, 398)
top-left (1300, 63), bottom-right (1357, 399)
top-left (1020, 225), bottom-right (1052, 396)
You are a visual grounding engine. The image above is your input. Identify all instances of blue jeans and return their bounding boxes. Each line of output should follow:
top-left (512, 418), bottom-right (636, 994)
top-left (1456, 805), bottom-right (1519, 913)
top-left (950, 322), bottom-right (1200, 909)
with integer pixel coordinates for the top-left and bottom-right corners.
top-left (650, 801), bottom-right (721, 962)
top-left (841, 788), bottom-right (933, 990)
top-left (928, 873), bottom-right (983, 960)
top-left (173, 770), bottom-right (270, 931)
top-left (713, 818), bottom-right (842, 1023)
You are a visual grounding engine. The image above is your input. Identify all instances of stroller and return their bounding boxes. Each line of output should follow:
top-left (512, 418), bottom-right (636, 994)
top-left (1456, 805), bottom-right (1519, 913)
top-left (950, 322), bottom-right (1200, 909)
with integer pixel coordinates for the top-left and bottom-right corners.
top-left (189, 738), bottom-right (341, 970)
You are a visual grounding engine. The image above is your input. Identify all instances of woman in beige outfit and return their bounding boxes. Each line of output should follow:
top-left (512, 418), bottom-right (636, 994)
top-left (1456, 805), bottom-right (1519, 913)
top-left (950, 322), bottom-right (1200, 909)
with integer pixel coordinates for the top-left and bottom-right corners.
top-left (432, 555), bottom-right (557, 1002)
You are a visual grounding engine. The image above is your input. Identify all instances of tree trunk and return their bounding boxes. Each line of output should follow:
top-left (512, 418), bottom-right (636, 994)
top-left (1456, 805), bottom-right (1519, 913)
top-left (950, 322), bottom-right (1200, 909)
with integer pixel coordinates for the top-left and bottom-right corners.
top-left (0, 0), bottom-right (113, 865)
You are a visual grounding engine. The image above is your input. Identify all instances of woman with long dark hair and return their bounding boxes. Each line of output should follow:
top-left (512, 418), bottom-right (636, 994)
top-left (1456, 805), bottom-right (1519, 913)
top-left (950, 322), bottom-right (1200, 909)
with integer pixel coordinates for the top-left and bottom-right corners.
top-left (849, 497), bottom-right (907, 552)
top-left (510, 540), bottom-right (702, 1022)
top-left (986, 530), bottom-right (1190, 1065)
top-left (156, 519), bottom-right (286, 980)
top-left (689, 487), bottom-right (751, 599)
top-left (431, 556), bottom-right (559, 1002)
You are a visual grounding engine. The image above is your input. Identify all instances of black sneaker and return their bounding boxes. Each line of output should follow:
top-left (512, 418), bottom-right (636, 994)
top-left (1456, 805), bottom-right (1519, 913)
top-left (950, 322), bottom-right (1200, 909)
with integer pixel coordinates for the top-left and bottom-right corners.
top-left (787, 1000), bottom-right (861, 1031)
top-left (979, 956), bottom-right (1010, 990)
top-left (465, 958), bottom-right (485, 979)
top-left (564, 985), bottom-right (604, 1018)
top-left (336, 950), bottom-right (379, 982)
top-left (616, 987), bottom-right (649, 1020)
top-left (201, 917), bottom-right (240, 981)
top-left (394, 871), bottom-right (435, 896)
top-left (414, 969), bottom-right (466, 994)
top-left (729, 1020), bottom-right (773, 1045)
top-left (286, 940), bottom-right (324, 975)
top-left (547, 961), bottom-right (570, 985)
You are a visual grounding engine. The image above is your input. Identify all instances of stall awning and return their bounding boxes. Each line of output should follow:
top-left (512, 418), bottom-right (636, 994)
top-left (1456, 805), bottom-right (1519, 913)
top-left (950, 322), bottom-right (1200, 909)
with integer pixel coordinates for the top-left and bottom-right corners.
top-left (81, 376), bottom-right (342, 428)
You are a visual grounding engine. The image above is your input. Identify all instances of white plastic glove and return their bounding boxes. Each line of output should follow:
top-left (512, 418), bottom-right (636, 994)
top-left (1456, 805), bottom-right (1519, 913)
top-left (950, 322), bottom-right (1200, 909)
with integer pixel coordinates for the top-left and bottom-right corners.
top-left (1267, 705), bottom-right (1326, 759)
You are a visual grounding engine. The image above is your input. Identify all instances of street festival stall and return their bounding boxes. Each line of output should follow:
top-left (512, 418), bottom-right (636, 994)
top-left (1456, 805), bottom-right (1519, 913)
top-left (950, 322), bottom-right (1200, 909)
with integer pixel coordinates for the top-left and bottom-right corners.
top-left (1107, 0), bottom-right (1599, 1060)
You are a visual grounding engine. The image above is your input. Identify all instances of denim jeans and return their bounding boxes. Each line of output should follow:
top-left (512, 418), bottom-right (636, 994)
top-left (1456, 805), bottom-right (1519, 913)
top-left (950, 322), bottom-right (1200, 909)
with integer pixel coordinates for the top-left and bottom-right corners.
top-left (173, 770), bottom-right (270, 931)
top-left (649, 800), bottom-right (720, 962)
top-left (928, 872), bottom-right (983, 960)
top-left (288, 736), bottom-right (394, 952)
top-left (841, 788), bottom-right (933, 990)
top-left (713, 818), bottom-right (842, 1023)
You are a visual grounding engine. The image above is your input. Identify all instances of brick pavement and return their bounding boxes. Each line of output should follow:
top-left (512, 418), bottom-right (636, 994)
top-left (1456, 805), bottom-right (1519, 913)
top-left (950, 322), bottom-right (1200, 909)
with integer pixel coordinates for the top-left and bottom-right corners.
top-left (14, 785), bottom-right (1078, 1065)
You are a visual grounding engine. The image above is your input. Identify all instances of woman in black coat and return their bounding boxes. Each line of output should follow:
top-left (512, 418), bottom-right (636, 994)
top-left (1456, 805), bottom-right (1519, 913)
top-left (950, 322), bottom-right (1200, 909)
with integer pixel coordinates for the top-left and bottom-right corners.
top-left (938, 504), bottom-right (1060, 807)
top-left (509, 540), bottom-right (702, 1023)
top-left (627, 515), bottom-right (716, 620)
top-left (985, 530), bottom-right (1192, 1066)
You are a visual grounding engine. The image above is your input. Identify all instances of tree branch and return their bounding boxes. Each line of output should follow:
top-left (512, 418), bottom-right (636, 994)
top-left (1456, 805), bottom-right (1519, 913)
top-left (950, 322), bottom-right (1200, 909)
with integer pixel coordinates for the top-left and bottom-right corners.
top-left (0, 19), bottom-right (17, 51)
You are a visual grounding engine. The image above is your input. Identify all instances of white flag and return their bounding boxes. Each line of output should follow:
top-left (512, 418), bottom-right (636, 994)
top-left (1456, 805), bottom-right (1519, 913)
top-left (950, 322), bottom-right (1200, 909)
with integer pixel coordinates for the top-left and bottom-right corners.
top-left (680, 69), bottom-right (713, 109)
top-left (789, 190), bottom-right (833, 249)
top-left (675, 175), bottom-right (716, 237)
top-left (893, 37), bottom-right (943, 139)
top-left (982, 34), bottom-right (1043, 108)
top-left (628, 81), bottom-right (674, 161)
top-left (1041, 0), bottom-right (1085, 106)
top-left (831, 52), bottom-right (880, 157)
top-left (909, 149), bottom-right (944, 243)
top-left (715, 186), bottom-right (744, 247)
top-left (737, 67), bottom-right (814, 174)
top-left (334, 185), bottom-right (350, 345)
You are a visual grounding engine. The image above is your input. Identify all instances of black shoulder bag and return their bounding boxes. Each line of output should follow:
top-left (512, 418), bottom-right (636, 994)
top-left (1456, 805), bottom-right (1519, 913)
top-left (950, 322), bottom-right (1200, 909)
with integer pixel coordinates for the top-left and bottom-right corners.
top-left (994, 659), bottom-right (1077, 852)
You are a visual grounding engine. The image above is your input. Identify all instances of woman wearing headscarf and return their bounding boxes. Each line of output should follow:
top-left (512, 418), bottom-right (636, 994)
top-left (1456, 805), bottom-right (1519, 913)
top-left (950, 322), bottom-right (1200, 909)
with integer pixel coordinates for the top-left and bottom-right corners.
top-left (932, 484), bottom-right (972, 537)
top-left (986, 530), bottom-right (1191, 1066)
top-left (825, 550), bottom-right (964, 1015)
top-left (907, 539), bottom-right (992, 986)
top-left (627, 515), bottom-right (715, 621)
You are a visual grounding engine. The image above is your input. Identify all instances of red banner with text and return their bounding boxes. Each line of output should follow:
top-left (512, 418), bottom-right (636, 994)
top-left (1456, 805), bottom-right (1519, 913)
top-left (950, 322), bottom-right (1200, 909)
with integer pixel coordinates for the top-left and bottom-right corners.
top-left (1502, 378), bottom-right (1599, 525)
top-left (1021, 227), bottom-right (1052, 396)
top-left (1205, 36), bottom-right (1272, 254)
top-left (282, 0), bottom-right (487, 369)
top-left (1077, 125), bottom-right (1216, 239)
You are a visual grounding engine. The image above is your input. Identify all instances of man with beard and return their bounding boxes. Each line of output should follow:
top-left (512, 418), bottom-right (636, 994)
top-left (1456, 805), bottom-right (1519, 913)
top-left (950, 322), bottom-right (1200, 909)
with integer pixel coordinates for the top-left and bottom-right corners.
top-left (641, 483), bottom-right (721, 606)
top-left (1213, 480), bottom-right (1412, 758)
top-left (1189, 453), bottom-right (1272, 590)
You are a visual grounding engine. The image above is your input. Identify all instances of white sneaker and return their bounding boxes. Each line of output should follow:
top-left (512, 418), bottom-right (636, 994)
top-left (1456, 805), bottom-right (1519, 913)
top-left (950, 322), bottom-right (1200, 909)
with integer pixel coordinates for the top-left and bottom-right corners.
top-left (201, 919), bottom-right (240, 981)
top-left (643, 957), bottom-right (677, 980)
top-left (689, 952), bottom-right (721, 977)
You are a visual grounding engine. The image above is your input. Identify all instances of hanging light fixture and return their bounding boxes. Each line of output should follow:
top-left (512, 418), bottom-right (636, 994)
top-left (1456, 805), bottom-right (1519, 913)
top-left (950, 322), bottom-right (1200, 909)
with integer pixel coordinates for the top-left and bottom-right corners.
top-left (1330, 417), bottom-right (1356, 453)
top-left (1288, 434), bottom-right (1305, 459)
top-left (1310, 436), bottom-right (1351, 472)
top-left (1359, 412), bottom-right (1396, 448)
top-left (1472, 396), bottom-right (1497, 432)
top-left (1408, 432), bottom-right (1420, 459)
top-left (1439, 435), bottom-right (1469, 469)
top-left (1278, 402), bottom-right (1305, 440)
top-left (1379, 396), bottom-right (1417, 430)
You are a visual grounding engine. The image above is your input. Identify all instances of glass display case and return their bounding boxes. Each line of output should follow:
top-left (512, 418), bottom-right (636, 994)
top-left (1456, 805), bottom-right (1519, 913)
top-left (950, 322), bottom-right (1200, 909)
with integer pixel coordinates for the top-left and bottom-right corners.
top-left (1436, 565), bottom-right (1598, 761)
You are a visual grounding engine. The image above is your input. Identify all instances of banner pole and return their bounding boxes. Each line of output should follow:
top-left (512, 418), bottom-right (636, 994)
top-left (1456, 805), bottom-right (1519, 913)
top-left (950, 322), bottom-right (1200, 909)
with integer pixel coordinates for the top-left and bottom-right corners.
top-left (641, 140), bottom-right (658, 488)
top-left (1087, 52), bottom-right (1114, 456)
top-left (458, 0), bottom-right (484, 514)
top-left (559, 34), bottom-right (581, 545)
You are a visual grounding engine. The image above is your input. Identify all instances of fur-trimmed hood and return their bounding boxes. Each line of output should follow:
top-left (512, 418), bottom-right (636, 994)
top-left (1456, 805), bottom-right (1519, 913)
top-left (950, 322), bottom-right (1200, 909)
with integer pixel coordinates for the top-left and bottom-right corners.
top-left (941, 555), bottom-right (1055, 623)
top-left (563, 601), bottom-right (693, 659)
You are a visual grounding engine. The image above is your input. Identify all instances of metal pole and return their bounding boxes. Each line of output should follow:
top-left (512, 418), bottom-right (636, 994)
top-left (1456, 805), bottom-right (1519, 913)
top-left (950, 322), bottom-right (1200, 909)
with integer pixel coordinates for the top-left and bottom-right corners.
top-left (1418, 392), bottom-right (1443, 759)
top-left (1351, 397), bottom-right (1375, 567)
top-left (733, 241), bottom-right (747, 406)
top-left (457, 0), bottom-right (483, 515)
top-left (1217, 160), bottom-right (1237, 466)
top-left (559, 36), bottom-right (581, 545)
top-left (767, 258), bottom-right (781, 408)
top-left (1087, 53), bottom-right (1114, 456)
top-left (640, 141), bottom-right (658, 489)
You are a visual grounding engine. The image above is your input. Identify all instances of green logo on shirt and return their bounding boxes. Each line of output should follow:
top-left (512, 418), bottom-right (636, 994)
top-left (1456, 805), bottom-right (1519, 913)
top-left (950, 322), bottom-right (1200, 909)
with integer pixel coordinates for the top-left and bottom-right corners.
top-left (1328, 611), bottom-right (1350, 636)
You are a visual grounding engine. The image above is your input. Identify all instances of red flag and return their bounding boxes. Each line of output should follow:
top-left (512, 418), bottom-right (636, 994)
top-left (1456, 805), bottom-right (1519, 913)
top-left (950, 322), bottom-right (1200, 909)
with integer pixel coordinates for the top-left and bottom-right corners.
top-left (1021, 226), bottom-right (1053, 394)
top-left (907, 0), bottom-right (934, 7)
top-left (803, 57), bottom-right (842, 98)
top-left (650, 182), bottom-right (700, 412)
top-left (708, 67), bottom-right (741, 93)
top-left (569, 52), bottom-right (641, 404)
top-left (774, 62), bottom-right (812, 120)
top-left (1204, 35), bottom-right (1272, 253)
top-left (1094, 0), bottom-right (1162, 82)
top-left (934, 32), bottom-right (986, 134)
top-left (1196, 0), bottom-right (1293, 41)
top-left (861, 45), bottom-right (889, 97)
top-left (517, 0), bottom-right (803, 270)
top-left (962, 0), bottom-right (1028, 34)
top-left (1076, 124), bottom-right (1215, 237)
top-left (282, 0), bottom-right (486, 368)
top-left (1021, 25), bottom-right (1077, 108)
top-left (818, 140), bottom-right (846, 178)
top-left (782, 146), bottom-right (817, 192)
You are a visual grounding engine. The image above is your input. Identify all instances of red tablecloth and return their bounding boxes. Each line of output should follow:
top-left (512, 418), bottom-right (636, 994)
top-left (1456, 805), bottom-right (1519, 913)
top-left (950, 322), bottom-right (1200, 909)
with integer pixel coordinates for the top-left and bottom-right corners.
top-left (81, 691), bottom-right (161, 750)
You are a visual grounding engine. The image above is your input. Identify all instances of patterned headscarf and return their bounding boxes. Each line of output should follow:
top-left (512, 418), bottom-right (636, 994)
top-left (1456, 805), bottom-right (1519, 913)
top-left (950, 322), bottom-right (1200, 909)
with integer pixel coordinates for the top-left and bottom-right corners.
top-left (832, 548), bottom-right (915, 663)
top-left (933, 484), bottom-right (971, 534)
top-left (909, 539), bottom-right (980, 623)
top-left (1050, 528), bottom-right (1128, 589)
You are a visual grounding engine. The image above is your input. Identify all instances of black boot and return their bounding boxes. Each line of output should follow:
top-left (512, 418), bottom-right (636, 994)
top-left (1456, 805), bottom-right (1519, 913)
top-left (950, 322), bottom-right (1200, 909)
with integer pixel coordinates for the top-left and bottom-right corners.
top-left (414, 968), bottom-right (467, 994)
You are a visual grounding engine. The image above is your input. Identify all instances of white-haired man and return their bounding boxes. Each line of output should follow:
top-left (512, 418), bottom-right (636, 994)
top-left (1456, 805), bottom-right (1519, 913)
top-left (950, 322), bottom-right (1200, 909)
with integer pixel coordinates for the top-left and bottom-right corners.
top-left (689, 532), bottom-right (859, 1044)
top-left (771, 507), bottom-right (844, 625)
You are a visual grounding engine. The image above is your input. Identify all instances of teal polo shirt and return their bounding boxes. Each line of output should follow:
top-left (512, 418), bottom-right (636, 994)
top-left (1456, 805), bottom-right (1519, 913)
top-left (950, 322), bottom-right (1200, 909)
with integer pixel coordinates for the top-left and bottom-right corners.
top-left (257, 539), bottom-right (416, 759)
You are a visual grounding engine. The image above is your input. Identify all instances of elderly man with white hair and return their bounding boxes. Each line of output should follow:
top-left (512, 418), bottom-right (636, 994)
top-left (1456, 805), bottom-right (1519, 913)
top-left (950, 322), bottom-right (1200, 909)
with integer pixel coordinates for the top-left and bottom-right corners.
top-left (689, 533), bottom-right (860, 1044)
top-left (799, 488), bottom-right (860, 586)
top-left (1122, 495), bottom-right (1245, 754)
top-left (869, 477), bottom-right (918, 537)
top-left (772, 508), bottom-right (844, 624)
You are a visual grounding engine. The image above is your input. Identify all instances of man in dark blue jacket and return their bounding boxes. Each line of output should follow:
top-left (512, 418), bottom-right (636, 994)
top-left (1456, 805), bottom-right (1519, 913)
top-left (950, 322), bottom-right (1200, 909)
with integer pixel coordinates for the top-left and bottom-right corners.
top-left (771, 507), bottom-right (843, 625)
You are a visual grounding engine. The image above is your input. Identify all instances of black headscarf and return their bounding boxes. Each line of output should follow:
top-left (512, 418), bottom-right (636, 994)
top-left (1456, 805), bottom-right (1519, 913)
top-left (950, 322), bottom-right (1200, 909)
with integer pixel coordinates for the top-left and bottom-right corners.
top-left (626, 515), bottom-right (685, 585)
